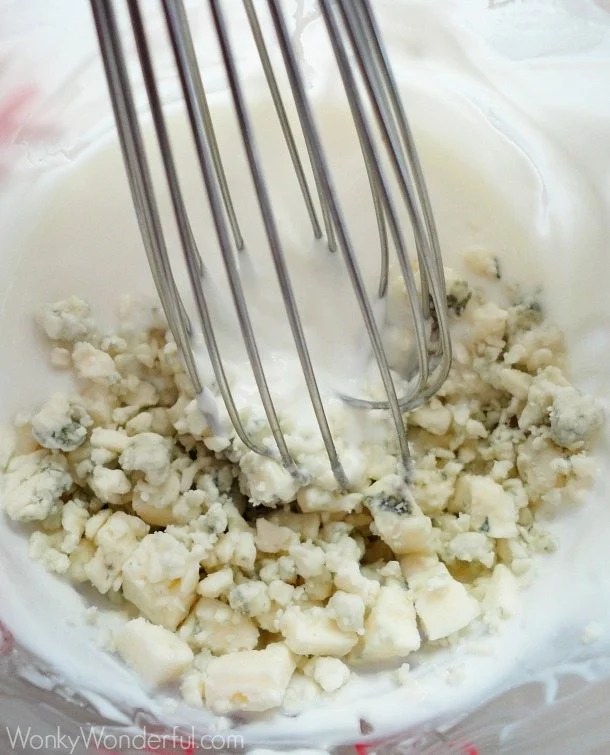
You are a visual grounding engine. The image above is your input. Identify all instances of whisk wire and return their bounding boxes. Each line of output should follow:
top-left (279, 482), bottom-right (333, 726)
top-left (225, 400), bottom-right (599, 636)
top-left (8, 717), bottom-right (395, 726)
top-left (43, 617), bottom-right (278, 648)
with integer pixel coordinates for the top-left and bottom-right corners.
top-left (163, 0), bottom-right (298, 472)
top-left (267, 0), bottom-right (412, 469)
top-left (91, 0), bottom-right (201, 395)
top-left (92, 0), bottom-right (452, 486)
top-left (160, 0), bottom-right (244, 253)
top-left (321, 0), bottom-right (431, 402)
top-left (208, 0), bottom-right (348, 487)
top-left (350, 0), bottom-right (452, 396)
top-left (242, 0), bottom-right (323, 242)
top-left (127, 0), bottom-right (259, 457)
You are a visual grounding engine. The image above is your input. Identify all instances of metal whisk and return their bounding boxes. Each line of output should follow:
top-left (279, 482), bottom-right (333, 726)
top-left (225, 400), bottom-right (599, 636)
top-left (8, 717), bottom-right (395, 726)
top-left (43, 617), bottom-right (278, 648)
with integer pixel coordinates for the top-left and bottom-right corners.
top-left (90, 0), bottom-right (451, 489)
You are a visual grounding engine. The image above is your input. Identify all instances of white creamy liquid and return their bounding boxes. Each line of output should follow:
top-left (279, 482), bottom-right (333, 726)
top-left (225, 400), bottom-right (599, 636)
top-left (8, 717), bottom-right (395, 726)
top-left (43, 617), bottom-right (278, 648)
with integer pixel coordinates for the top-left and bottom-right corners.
top-left (0, 0), bottom-right (609, 748)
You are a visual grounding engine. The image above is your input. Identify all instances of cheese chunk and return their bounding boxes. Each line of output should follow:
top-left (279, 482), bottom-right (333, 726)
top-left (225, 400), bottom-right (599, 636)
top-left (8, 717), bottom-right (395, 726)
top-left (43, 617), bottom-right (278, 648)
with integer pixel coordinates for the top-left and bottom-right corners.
top-left (482, 564), bottom-right (520, 626)
top-left (36, 297), bottom-right (94, 342)
top-left (72, 342), bottom-right (118, 382)
top-left (122, 532), bottom-right (199, 630)
top-left (119, 432), bottom-right (171, 486)
top-left (360, 584), bottom-right (420, 661)
top-left (405, 559), bottom-right (480, 641)
top-left (280, 606), bottom-right (358, 657)
top-left (3, 455), bottom-right (72, 522)
top-left (116, 618), bottom-right (193, 686)
top-left (452, 474), bottom-right (517, 538)
top-left (255, 518), bottom-right (297, 553)
top-left (84, 511), bottom-right (148, 593)
top-left (309, 657), bottom-right (350, 693)
top-left (181, 597), bottom-right (258, 653)
top-left (365, 475), bottom-right (435, 554)
top-left (30, 394), bottom-right (91, 452)
top-left (204, 643), bottom-right (295, 713)
top-left (239, 452), bottom-right (298, 506)
top-left (327, 591), bottom-right (365, 634)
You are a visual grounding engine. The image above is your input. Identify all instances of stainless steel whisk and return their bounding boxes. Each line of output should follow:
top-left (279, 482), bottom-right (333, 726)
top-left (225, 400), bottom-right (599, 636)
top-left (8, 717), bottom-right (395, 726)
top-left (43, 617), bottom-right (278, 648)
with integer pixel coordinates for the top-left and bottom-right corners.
top-left (90, 0), bottom-right (451, 489)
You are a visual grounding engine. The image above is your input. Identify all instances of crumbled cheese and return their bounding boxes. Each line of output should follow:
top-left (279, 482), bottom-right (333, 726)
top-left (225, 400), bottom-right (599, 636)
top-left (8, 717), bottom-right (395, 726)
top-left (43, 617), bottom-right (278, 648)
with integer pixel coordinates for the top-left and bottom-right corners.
top-left (29, 531), bottom-right (70, 573)
top-left (197, 568), bottom-right (234, 599)
top-left (410, 400), bottom-right (452, 436)
top-left (280, 605), bottom-right (358, 657)
top-left (30, 394), bottom-right (92, 452)
top-left (3, 265), bottom-right (601, 712)
top-left (333, 562), bottom-right (380, 606)
top-left (204, 643), bottom-right (295, 713)
top-left (452, 475), bottom-right (517, 538)
top-left (308, 657), bottom-right (350, 693)
top-left (267, 579), bottom-right (295, 607)
top-left (228, 580), bottom-right (270, 618)
top-left (36, 297), bottom-right (94, 342)
top-left (359, 583), bottom-right (420, 661)
top-left (90, 427), bottom-right (130, 453)
top-left (132, 473), bottom-right (181, 526)
top-left (121, 532), bottom-right (199, 630)
top-left (181, 597), bottom-right (258, 653)
top-left (61, 499), bottom-right (89, 553)
top-left (72, 342), bottom-right (119, 382)
top-left (448, 531), bottom-right (495, 568)
top-left (255, 518), bottom-right (297, 553)
top-left (239, 453), bottom-right (299, 506)
top-left (404, 559), bottom-right (480, 641)
top-left (180, 670), bottom-right (206, 707)
top-left (84, 511), bottom-right (149, 593)
top-left (119, 433), bottom-right (171, 486)
top-left (481, 564), bottom-right (520, 628)
top-left (549, 387), bottom-right (603, 450)
top-left (3, 454), bottom-right (72, 522)
top-left (116, 618), bottom-right (193, 686)
top-left (365, 475), bottom-right (435, 555)
top-left (327, 591), bottom-right (366, 634)
top-left (289, 541), bottom-right (326, 578)
top-left (89, 466), bottom-right (131, 505)
top-left (281, 672), bottom-right (320, 713)
top-left (297, 486), bottom-right (361, 514)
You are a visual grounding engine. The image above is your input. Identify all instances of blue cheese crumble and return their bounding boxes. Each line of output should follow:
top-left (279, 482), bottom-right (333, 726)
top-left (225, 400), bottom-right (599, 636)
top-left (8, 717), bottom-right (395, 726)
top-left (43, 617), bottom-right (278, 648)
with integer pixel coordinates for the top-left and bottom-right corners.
top-left (0, 253), bottom-right (603, 714)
